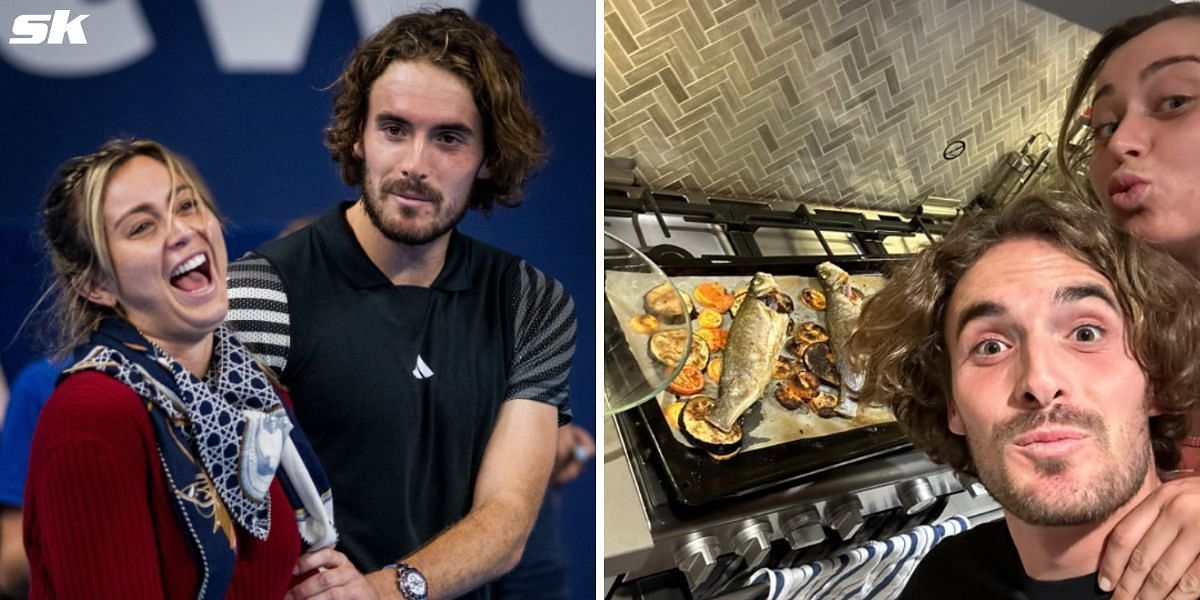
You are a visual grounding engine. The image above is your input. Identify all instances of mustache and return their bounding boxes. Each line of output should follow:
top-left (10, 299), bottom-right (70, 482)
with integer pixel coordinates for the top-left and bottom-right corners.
top-left (992, 403), bottom-right (1107, 445)
top-left (383, 177), bottom-right (442, 204)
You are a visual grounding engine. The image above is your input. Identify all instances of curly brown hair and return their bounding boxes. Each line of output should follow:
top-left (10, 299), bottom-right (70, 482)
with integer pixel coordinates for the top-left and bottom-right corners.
top-left (325, 8), bottom-right (546, 213)
top-left (852, 195), bottom-right (1200, 475)
top-left (41, 139), bottom-right (221, 355)
top-left (1056, 4), bottom-right (1200, 202)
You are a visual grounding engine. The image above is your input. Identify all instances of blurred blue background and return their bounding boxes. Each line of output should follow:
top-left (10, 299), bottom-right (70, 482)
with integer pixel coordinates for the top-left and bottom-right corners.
top-left (0, 0), bottom-right (595, 596)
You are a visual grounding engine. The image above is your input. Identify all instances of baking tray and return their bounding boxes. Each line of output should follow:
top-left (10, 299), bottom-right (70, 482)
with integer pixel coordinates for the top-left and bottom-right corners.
top-left (609, 259), bottom-right (912, 506)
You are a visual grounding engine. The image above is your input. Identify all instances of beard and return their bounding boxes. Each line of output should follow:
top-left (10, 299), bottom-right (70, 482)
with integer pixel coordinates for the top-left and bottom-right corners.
top-left (361, 175), bottom-right (469, 246)
top-left (969, 402), bottom-right (1151, 527)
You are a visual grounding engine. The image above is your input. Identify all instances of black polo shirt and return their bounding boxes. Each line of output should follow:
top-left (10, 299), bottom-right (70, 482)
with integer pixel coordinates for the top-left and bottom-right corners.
top-left (226, 202), bottom-right (575, 593)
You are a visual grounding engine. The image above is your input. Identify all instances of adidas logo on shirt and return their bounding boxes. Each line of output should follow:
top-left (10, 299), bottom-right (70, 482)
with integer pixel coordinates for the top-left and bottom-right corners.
top-left (411, 355), bottom-right (434, 380)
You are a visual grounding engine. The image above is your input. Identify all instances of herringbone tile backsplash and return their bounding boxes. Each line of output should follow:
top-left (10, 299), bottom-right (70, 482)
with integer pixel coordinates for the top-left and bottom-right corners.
top-left (604, 0), bottom-right (1098, 210)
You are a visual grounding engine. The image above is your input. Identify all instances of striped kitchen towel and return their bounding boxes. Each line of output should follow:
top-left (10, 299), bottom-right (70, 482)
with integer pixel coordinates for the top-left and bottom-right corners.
top-left (750, 515), bottom-right (972, 600)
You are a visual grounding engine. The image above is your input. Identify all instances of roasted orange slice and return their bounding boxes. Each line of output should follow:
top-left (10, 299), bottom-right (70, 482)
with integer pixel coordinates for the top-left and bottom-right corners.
top-left (694, 327), bottom-right (729, 353)
top-left (630, 314), bottom-right (659, 334)
top-left (800, 288), bottom-right (826, 311)
top-left (706, 357), bottom-right (723, 382)
top-left (664, 400), bottom-right (686, 429)
top-left (694, 282), bottom-right (735, 313)
top-left (795, 321), bottom-right (829, 344)
top-left (668, 364), bottom-right (705, 396)
top-left (696, 309), bottom-right (723, 329)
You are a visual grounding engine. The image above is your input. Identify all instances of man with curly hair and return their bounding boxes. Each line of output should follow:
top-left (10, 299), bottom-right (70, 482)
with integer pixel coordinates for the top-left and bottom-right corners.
top-left (225, 9), bottom-right (576, 600)
top-left (852, 196), bottom-right (1200, 598)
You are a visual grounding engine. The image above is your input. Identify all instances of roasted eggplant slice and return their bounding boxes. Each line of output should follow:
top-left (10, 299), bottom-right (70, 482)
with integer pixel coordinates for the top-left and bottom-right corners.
top-left (649, 329), bottom-right (710, 370)
top-left (774, 381), bottom-right (816, 410)
top-left (792, 370), bottom-right (821, 393)
top-left (795, 321), bottom-right (829, 344)
top-left (679, 395), bottom-right (742, 457)
top-left (772, 356), bottom-right (798, 380)
top-left (643, 282), bottom-right (688, 324)
top-left (811, 391), bottom-right (839, 418)
top-left (803, 341), bottom-right (840, 386)
top-left (785, 336), bottom-right (809, 358)
top-left (730, 287), bottom-right (748, 316)
top-left (761, 290), bottom-right (794, 315)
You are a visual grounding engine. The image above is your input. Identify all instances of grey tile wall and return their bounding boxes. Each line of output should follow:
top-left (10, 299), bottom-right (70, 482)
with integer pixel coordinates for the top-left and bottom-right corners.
top-left (604, 0), bottom-right (1098, 210)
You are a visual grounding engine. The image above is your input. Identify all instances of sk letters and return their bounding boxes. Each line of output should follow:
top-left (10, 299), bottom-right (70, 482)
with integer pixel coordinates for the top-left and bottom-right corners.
top-left (9, 11), bottom-right (88, 45)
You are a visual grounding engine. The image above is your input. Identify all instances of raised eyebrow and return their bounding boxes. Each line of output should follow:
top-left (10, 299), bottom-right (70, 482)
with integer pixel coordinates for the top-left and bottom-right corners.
top-left (1141, 54), bottom-right (1200, 82)
top-left (954, 300), bottom-right (1005, 339)
top-left (1093, 55), bottom-right (1200, 107)
top-left (1054, 283), bottom-right (1117, 309)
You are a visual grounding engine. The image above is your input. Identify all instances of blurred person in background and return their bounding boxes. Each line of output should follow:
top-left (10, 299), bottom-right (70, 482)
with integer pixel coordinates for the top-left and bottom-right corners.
top-left (0, 356), bottom-right (68, 600)
top-left (491, 423), bottom-right (594, 600)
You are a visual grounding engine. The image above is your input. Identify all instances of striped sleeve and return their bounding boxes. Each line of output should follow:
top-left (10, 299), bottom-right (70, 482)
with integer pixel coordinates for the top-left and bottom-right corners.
top-left (226, 253), bottom-right (291, 374)
top-left (505, 260), bottom-right (576, 426)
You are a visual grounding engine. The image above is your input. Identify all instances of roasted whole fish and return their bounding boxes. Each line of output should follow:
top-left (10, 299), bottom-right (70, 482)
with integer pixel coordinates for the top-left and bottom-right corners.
top-left (707, 272), bottom-right (790, 432)
top-left (816, 262), bottom-right (865, 418)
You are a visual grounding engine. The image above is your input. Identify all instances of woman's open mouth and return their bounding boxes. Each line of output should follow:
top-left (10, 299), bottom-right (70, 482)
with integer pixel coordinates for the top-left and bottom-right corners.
top-left (169, 252), bottom-right (213, 292)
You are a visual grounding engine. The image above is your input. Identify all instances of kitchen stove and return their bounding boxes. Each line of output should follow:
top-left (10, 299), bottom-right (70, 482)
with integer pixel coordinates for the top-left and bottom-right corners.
top-left (603, 181), bottom-right (1002, 599)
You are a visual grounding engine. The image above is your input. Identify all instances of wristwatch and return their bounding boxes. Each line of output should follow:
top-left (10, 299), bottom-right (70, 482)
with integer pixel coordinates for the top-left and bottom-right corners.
top-left (388, 562), bottom-right (428, 600)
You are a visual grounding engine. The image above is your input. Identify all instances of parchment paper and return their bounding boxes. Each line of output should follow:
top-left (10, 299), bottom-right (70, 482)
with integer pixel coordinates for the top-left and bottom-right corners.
top-left (604, 270), bottom-right (896, 454)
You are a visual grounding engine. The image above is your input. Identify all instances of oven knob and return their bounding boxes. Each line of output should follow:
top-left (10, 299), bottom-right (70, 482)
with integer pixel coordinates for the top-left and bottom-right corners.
top-left (955, 472), bottom-right (990, 498)
top-left (733, 520), bottom-right (773, 570)
top-left (897, 478), bottom-right (937, 515)
top-left (782, 507), bottom-right (826, 550)
top-left (674, 535), bottom-right (720, 589)
top-left (829, 497), bottom-right (864, 541)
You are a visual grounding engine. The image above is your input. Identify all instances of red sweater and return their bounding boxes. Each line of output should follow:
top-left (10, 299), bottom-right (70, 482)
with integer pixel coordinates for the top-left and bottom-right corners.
top-left (24, 370), bottom-right (301, 599)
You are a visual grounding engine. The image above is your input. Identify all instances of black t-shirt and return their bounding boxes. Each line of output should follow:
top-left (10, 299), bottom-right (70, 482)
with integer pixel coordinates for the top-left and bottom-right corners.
top-left (899, 520), bottom-right (1110, 599)
top-left (226, 203), bottom-right (576, 599)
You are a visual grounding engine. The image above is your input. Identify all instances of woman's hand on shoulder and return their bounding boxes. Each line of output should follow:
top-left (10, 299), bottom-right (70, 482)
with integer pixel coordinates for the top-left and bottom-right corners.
top-left (1100, 473), bottom-right (1200, 600)
top-left (285, 547), bottom-right (382, 600)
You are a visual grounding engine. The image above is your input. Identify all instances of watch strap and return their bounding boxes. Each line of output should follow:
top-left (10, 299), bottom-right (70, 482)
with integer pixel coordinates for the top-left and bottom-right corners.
top-left (386, 562), bottom-right (428, 600)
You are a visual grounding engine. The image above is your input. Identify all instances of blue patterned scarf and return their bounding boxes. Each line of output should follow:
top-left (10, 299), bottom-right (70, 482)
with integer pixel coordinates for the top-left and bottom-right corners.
top-left (63, 318), bottom-right (337, 600)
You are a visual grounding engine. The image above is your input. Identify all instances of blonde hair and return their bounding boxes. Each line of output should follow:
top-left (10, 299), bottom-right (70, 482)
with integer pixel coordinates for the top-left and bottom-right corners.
top-left (41, 139), bottom-right (221, 355)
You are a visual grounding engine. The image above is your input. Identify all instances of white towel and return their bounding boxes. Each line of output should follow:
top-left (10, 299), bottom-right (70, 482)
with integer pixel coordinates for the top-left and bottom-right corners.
top-left (750, 515), bottom-right (972, 600)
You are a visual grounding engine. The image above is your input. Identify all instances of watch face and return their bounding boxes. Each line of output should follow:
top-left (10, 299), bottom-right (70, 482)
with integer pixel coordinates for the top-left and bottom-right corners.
top-left (402, 570), bottom-right (427, 597)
